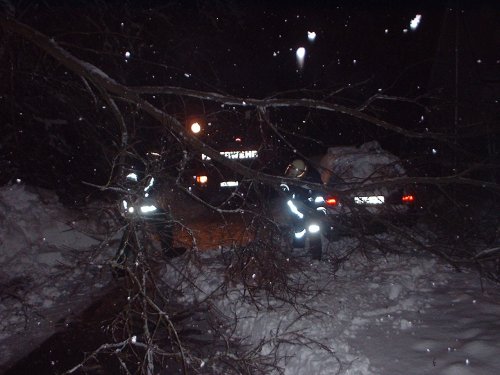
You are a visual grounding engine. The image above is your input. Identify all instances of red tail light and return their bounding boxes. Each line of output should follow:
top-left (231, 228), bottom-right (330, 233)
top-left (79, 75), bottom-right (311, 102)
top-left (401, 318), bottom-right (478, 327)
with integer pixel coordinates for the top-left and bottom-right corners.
top-left (325, 196), bottom-right (338, 206)
top-left (402, 194), bottom-right (415, 203)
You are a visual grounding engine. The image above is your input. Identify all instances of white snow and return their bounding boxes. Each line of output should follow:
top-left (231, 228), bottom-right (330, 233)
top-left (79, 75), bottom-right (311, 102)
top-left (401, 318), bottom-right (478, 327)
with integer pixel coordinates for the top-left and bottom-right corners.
top-left (1, 182), bottom-right (500, 374)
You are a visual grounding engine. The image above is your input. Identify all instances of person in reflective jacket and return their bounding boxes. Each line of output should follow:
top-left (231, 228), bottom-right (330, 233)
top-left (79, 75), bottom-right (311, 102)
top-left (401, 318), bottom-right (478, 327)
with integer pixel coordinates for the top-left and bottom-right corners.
top-left (114, 153), bottom-right (179, 268)
top-left (280, 159), bottom-right (325, 260)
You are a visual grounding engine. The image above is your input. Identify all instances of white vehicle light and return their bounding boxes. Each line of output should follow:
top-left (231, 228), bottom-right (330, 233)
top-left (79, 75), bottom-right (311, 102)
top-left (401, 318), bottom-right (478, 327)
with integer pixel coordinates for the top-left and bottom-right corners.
top-left (354, 196), bottom-right (385, 205)
top-left (314, 196), bottom-right (325, 203)
top-left (140, 205), bottom-right (157, 213)
top-left (128, 207), bottom-right (135, 213)
top-left (287, 200), bottom-right (304, 219)
top-left (220, 181), bottom-right (239, 187)
top-left (294, 229), bottom-right (306, 239)
top-left (308, 224), bottom-right (321, 233)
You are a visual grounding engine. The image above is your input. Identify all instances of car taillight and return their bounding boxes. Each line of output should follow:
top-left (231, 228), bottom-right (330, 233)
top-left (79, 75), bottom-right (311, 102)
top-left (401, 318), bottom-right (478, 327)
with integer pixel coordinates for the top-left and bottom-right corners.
top-left (402, 194), bottom-right (415, 203)
top-left (325, 196), bottom-right (338, 206)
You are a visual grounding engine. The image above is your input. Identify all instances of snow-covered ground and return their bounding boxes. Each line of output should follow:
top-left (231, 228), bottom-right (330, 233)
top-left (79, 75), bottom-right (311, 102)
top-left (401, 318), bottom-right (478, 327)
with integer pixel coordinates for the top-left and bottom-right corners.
top-left (1, 182), bottom-right (500, 374)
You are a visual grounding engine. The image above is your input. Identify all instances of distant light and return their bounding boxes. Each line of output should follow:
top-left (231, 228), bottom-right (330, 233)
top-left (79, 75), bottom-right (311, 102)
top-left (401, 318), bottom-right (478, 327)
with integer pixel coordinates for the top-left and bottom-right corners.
top-left (235, 137), bottom-right (242, 142)
top-left (191, 122), bottom-right (201, 133)
top-left (296, 47), bottom-right (306, 59)
top-left (296, 47), bottom-right (306, 69)
top-left (196, 175), bottom-right (208, 184)
top-left (307, 31), bottom-right (316, 42)
top-left (124, 51), bottom-right (131, 58)
top-left (410, 14), bottom-right (422, 30)
top-left (308, 224), bottom-right (321, 233)
top-left (432, 148), bottom-right (438, 155)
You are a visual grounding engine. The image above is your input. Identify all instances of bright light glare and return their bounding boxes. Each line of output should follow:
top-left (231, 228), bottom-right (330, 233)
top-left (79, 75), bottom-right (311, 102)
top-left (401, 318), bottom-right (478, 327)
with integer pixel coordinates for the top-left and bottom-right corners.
top-left (308, 224), bottom-right (321, 233)
top-left (402, 195), bottom-right (415, 203)
top-left (196, 175), bottom-right (208, 184)
top-left (191, 122), bottom-right (201, 133)
top-left (296, 47), bottom-right (306, 59)
top-left (140, 205), bottom-right (157, 213)
top-left (314, 196), bottom-right (325, 203)
top-left (307, 31), bottom-right (316, 42)
top-left (410, 14), bottom-right (422, 30)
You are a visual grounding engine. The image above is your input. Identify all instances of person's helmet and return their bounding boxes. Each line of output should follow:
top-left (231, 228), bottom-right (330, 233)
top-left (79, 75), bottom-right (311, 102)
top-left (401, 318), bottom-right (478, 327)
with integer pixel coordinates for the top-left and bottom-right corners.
top-left (285, 159), bottom-right (308, 178)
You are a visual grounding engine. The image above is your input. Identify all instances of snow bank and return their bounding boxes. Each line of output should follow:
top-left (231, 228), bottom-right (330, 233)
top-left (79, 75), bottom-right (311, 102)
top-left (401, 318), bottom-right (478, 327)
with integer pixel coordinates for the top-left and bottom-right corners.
top-left (319, 140), bottom-right (406, 186)
top-left (0, 182), bottom-right (107, 370)
top-left (2, 182), bottom-right (500, 375)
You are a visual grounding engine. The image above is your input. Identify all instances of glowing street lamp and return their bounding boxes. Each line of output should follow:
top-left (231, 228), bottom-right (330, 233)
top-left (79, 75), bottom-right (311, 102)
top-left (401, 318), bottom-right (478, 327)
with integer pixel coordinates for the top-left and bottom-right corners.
top-left (190, 121), bottom-right (202, 134)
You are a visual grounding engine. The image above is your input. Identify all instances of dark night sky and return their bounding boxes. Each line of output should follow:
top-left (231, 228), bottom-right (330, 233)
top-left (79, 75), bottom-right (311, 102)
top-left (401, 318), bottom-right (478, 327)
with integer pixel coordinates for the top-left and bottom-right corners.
top-left (2, 0), bottom-right (498, 199)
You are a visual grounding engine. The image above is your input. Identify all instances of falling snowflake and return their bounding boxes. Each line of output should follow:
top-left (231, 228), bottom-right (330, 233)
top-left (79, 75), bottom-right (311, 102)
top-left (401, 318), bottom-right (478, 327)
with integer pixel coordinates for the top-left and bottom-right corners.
top-left (410, 14), bottom-right (422, 30)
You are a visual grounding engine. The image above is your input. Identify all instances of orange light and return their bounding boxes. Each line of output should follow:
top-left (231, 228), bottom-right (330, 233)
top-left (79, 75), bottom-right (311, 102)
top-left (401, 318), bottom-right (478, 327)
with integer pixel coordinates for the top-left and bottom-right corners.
top-left (196, 175), bottom-right (208, 184)
top-left (325, 197), bottom-right (338, 206)
top-left (402, 194), bottom-right (415, 203)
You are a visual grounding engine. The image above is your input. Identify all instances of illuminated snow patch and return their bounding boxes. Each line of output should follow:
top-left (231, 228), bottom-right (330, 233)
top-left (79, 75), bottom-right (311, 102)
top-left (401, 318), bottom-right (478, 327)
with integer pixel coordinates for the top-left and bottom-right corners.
top-left (126, 172), bottom-right (138, 181)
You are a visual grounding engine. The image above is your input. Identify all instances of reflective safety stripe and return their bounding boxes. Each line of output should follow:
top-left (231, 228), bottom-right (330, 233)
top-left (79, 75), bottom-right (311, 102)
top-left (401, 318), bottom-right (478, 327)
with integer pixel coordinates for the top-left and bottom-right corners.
top-left (294, 229), bottom-right (306, 239)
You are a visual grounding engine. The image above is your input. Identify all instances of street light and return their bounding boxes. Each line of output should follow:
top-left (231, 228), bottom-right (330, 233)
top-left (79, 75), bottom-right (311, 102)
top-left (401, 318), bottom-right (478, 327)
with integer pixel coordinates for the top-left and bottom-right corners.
top-left (190, 121), bottom-right (201, 134)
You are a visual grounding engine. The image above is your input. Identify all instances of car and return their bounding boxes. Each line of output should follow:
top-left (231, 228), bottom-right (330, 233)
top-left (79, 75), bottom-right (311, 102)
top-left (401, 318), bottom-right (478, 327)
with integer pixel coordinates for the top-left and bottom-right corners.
top-left (317, 141), bottom-right (417, 237)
